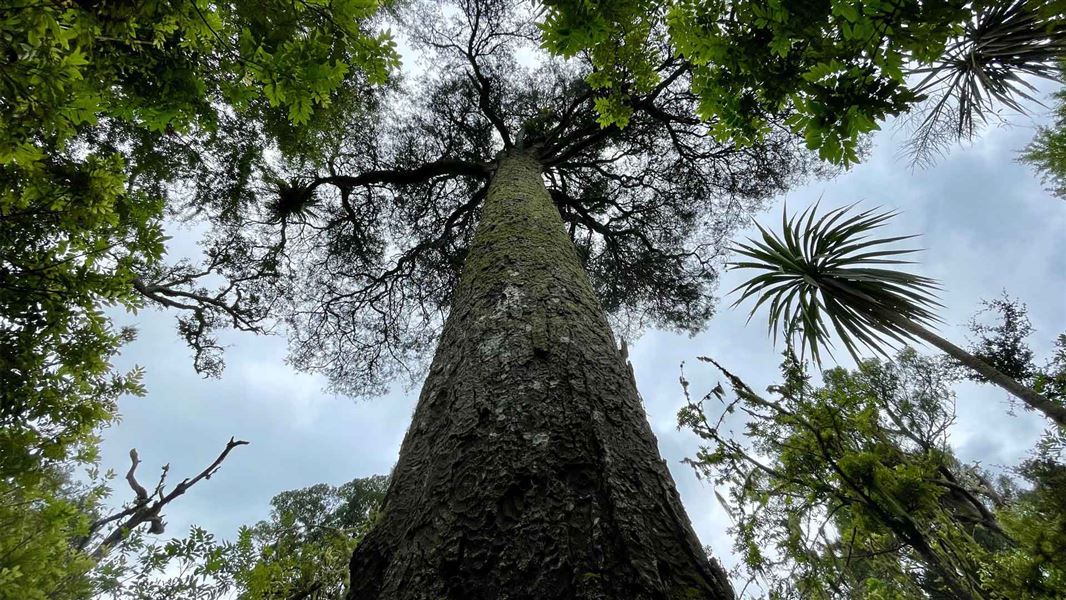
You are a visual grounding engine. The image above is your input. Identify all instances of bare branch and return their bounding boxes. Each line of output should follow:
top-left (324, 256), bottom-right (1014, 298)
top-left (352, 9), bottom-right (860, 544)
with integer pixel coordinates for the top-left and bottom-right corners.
top-left (86, 437), bottom-right (249, 561)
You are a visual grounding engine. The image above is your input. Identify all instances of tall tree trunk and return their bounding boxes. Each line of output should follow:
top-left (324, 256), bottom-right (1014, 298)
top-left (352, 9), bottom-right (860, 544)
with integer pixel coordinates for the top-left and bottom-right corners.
top-left (348, 150), bottom-right (734, 599)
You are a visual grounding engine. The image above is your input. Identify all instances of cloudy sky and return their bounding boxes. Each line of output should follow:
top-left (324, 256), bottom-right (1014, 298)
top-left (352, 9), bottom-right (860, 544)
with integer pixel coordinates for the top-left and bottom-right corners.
top-left (98, 68), bottom-right (1064, 579)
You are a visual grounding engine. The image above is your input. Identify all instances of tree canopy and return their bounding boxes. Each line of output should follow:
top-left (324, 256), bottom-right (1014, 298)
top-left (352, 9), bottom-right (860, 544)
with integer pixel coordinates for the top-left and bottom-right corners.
top-left (540, 0), bottom-right (1066, 165)
top-left (171, 0), bottom-right (826, 397)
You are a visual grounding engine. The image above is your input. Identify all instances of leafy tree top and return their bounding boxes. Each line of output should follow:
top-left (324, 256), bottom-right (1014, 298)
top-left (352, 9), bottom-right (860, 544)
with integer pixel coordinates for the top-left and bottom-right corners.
top-left (539, 0), bottom-right (1066, 165)
top-left (1, 0), bottom-right (397, 485)
top-left (166, 0), bottom-right (827, 397)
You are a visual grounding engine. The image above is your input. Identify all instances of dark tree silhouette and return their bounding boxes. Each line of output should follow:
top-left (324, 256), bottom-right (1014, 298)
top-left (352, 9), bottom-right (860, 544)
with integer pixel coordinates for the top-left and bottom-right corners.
top-left (151, 1), bottom-right (824, 597)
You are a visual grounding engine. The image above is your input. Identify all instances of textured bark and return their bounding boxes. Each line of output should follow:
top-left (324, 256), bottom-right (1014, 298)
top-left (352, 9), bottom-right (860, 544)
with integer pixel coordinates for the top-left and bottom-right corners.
top-left (348, 151), bottom-right (734, 600)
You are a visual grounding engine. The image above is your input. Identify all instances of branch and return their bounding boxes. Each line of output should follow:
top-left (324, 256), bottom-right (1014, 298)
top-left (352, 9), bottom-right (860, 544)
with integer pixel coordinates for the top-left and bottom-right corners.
top-left (312, 158), bottom-right (491, 192)
top-left (463, 53), bottom-right (512, 148)
top-left (133, 278), bottom-right (262, 333)
top-left (549, 189), bottom-right (659, 254)
top-left (126, 448), bottom-right (149, 502)
top-left (86, 437), bottom-right (249, 561)
top-left (288, 582), bottom-right (324, 600)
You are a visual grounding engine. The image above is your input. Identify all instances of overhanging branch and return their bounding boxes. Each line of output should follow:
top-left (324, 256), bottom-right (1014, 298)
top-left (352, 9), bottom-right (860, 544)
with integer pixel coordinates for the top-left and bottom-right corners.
top-left (312, 158), bottom-right (491, 192)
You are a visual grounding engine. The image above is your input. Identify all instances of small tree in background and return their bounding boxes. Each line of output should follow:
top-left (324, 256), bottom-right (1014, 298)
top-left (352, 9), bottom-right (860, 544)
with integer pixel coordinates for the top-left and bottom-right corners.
top-left (92, 475), bottom-right (388, 600)
top-left (679, 339), bottom-right (1065, 599)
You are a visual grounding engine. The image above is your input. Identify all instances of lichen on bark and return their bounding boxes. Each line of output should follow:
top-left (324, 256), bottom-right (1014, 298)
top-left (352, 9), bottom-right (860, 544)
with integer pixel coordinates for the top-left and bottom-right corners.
top-left (348, 150), bottom-right (733, 599)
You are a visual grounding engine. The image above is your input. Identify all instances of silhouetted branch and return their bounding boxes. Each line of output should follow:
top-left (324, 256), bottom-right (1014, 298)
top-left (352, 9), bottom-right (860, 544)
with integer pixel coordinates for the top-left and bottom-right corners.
top-left (312, 158), bottom-right (491, 191)
top-left (84, 437), bottom-right (249, 561)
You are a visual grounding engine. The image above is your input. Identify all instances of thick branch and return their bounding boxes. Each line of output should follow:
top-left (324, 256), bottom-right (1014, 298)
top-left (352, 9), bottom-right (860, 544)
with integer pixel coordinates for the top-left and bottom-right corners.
top-left (465, 59), bottom-right (513, 149)
top-left (312, 158), bottom-right (491, 192)
top-left (126, 448), bottom-right (149, 502)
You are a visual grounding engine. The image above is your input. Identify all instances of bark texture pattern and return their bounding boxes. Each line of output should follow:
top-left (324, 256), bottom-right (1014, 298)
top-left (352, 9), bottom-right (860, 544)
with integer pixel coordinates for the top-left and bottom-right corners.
top-left (348, 151), bottom-right (733, 600)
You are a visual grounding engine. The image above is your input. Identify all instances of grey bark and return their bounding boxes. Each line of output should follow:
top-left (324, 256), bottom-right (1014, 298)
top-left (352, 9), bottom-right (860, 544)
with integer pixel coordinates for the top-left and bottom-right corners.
top-left (348, 151), bottom-right (734, 599)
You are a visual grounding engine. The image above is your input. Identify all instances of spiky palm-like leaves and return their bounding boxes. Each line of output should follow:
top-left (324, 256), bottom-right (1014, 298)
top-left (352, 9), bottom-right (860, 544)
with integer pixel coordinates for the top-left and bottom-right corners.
top-left (730, 204), bottom-right (940, 364)
top-left (905, 0), bottom-right (1066, 166)
top-left (731, 204), bottom-right (1066, 427)
top-left (267, 178), bottom-right (320, 225)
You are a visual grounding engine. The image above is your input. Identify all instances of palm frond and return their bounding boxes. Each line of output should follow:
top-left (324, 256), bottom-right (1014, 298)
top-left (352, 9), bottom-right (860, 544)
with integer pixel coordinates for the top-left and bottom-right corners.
top-left (903, 0), bottom-right (1066, 167)
top-left (729, 204), bottom-right (942, 365)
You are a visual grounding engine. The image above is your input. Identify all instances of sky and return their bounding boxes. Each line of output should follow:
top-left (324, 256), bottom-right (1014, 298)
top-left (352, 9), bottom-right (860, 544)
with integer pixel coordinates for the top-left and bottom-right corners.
top-left (97, 66), bottom-right (1065, 583)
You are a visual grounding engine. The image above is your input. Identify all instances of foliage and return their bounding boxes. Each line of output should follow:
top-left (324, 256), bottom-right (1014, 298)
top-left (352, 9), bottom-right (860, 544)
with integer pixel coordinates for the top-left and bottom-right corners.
top-left (175, 0), bottom-right (827, 397)
top-left (1022, 59), bottom-right (1066, 198)
top-left (93, 526), bottom-right (239, 600)
top-left (0, 439), bottom-right (246, 600)
top-left (0, 0), bottom-right (397, 530)
top-left (902, 1), bottom-right (1066, 166)
top-left (730, 204), bottom-right (940, 364)
top-left (95, 476), bottom-right (389, 600)
top-left (235, 476), bottom-right (388, 600)
top-left (679, 346), bottom-right (1064, 599)
top-left (539, 0), bottom-right (1066, 165)
top-left (0, 468), bottom-right (100, 600)
top-left (1036, 334), bottom-right (1066, 403)
top-left (983, 430), bottom-right (1066, 599)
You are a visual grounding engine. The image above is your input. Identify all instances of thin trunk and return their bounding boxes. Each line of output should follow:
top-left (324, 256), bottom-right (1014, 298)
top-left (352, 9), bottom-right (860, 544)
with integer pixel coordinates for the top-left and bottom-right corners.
top-left (348, 150), bottom-right (733, 599)
top-left (878, 309), bottom-right (1066, 428)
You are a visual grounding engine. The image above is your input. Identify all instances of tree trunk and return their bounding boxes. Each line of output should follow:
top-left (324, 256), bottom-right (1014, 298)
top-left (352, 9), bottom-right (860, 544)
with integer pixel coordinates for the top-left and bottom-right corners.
top-left (877, 309), bottom-right (1066, 428)
top-left (348, 150), bottom-right (734, 599)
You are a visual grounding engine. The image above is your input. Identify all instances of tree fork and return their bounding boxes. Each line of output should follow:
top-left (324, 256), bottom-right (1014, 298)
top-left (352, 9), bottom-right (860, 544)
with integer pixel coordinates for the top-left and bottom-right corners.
top-left (347, 150), bottom-right (733, 599)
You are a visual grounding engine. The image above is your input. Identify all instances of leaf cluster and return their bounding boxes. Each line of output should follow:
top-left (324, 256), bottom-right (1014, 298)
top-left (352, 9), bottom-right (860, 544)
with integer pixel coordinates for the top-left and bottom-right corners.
top-left (540, 0), bottom-right (1066, 166)
top-left (730, 204), bottom-right (941, 364)
top-left (1, 0), bottom-right (397, 494)
top-left (1022, 59), bottom-right (1066, 198)
top-left (0, 468), bottom-right (99, 600)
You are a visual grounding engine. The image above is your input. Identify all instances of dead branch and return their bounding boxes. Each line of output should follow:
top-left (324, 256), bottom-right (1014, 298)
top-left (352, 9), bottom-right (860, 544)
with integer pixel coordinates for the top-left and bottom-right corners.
top-left (84, 437), bottom-right (249, 561)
